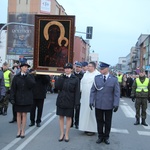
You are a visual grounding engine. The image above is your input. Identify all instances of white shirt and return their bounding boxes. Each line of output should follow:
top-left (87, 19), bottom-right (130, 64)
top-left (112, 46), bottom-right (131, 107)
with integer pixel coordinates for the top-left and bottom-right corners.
top-left (103, 73), bottom-right (109, 80)
top-left (65, 74), bottom-right (71, 78)
top-left (21, 72), bottom-right (26, 76)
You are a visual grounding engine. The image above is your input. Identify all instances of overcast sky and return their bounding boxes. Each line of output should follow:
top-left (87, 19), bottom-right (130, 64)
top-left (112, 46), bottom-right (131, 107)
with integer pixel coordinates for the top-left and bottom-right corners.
top-left (1, 0), bottom-right (150, 65)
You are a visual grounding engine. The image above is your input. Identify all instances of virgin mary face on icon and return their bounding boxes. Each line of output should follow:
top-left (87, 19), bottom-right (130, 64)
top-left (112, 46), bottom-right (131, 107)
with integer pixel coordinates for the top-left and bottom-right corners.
top-left (48, 25), bottom-right (60, 42)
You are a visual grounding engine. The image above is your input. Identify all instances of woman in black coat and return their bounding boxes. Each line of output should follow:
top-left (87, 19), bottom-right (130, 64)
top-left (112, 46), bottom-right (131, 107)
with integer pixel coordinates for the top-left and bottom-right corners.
top-left (10, 62), bottom-right (35, 138)
top-left (55, 63), bottom-right (80, 142)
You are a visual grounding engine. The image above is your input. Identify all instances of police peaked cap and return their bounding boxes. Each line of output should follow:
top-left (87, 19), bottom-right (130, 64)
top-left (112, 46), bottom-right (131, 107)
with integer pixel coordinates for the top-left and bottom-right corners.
top-left (20, 62), bottom-right (30, 68)
top-left (75, 62), bottom-right (82, 67)
top-left (64, 63), bottom-right (73, 69)
top-left (81, 61), bottom-right (88, 67)
top-left (99, 62), bottom-right (110, 69)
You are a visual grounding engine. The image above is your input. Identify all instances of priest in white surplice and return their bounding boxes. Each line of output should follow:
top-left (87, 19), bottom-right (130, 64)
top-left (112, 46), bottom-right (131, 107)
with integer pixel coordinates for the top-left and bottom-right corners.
top-left (79, 62), bottom-right (100, 135)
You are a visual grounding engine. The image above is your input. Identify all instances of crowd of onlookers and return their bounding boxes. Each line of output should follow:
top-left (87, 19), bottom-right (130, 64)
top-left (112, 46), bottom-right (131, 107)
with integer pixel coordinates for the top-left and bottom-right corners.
top-left (116, 72), bottom-right (150, 98)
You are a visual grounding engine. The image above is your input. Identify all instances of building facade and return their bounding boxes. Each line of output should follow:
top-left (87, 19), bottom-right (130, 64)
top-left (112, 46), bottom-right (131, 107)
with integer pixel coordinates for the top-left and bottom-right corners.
top-left (0, 24), bottom-right (7, 66)
top-left (5, 0), bottom-right (91, 67)
top-left (8, 0), bottom-right (66, 15)
top-left (73, 36), bottom-right (90, 63)
top-left (117, 34), bottom-right (150, 75)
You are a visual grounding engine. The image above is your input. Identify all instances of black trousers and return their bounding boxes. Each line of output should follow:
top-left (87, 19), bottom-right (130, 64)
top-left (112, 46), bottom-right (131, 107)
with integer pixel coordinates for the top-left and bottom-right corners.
top-left (126, 86), bottom-right (132, 97)
top-left (30, 99), bottom-right (44, 124)
top-left (72, 104), bottom-right (80, 126)
top-left (95, 108), bottom-right (113, 139)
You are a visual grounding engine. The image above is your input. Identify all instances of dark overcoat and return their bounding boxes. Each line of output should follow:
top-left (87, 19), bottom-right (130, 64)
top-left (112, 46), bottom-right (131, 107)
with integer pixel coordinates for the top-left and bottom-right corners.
top-left (33, 75), bottom-right (50, 99)
top-left (55, 74), bottom-right (80, 109)
top-left (10, 72), bottom-right (35, 105)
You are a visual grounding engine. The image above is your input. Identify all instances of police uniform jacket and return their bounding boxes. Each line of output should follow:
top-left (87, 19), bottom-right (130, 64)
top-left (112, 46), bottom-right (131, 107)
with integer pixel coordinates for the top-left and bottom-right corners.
top-left (55, 74), bottom-right (80, 109)
top-left (10, 72), bottom-right (35, 105)
top-left (90, 74), bottom-right (120, 110)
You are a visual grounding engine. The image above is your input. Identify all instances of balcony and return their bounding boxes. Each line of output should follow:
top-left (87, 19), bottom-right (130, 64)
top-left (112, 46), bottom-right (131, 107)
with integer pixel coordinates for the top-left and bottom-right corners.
top-left (132, 54), bottom-right (139, 61)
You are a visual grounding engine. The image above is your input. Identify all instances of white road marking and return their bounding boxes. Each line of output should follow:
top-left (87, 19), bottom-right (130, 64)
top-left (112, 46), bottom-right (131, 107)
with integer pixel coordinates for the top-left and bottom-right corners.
top-left (111, 128), bottom-right (129, 134)
top-left (137, 131), bottom-right (150, 136)
top-left (142, 125), bottom-right (150, 130)
top-left (120, 105), bottom-right (135, 118)
top-left (1, 112), bottom-right (53, 150)
top-left (15, 114), bottom-right (57, 150)
top-left (122, 102), bottom-right (128, 105)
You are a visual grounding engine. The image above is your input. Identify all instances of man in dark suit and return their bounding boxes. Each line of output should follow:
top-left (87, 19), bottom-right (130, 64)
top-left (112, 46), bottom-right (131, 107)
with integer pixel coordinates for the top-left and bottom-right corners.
top-left (90, 62), bottom-right (120, 145)
top-left (29, 71), bottom-right (50, 127)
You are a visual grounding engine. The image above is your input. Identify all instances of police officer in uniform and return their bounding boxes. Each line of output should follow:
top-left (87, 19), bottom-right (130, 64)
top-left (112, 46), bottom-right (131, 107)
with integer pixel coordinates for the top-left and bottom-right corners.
top-left (55, 63), bottom-right (80, 142)
top-left (131, 68), bottom-right (150, 126)
top-left (72, 62), bottom-right (84, 129)
top-left (90, 62), bottom-right (120, 144)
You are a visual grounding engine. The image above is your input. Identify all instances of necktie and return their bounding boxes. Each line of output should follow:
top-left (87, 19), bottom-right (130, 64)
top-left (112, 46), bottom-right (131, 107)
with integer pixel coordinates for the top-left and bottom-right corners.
top-left (104, 76), bottom-right (106, 82)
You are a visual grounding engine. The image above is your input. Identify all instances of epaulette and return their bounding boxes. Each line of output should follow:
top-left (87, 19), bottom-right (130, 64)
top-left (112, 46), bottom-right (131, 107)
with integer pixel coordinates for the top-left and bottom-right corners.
top-left (95, 74), bottom-right (102, 78)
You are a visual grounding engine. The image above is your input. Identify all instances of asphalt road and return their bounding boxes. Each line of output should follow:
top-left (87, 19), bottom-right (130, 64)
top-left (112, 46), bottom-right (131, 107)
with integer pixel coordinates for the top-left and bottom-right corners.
top-left (0, 93), bottom-right (150, 150)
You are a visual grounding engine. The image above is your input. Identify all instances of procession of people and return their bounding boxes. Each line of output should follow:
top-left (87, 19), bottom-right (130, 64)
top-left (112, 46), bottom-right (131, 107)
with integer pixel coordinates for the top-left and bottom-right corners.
top-left (0, 59), bottom-right (150, 145)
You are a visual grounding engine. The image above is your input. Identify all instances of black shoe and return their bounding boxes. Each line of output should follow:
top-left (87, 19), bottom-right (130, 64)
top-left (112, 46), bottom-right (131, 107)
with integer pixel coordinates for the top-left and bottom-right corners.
top-left (58, 135), bottom-right (65, 142)
top-left (37, 123), bottom-right (41, 127)
top-left (142, 123), bottom-right (148, 126)
top-left (20, 135), bottom-right (25, 139)
top-left (96, 138), bottom-right (103, 144)
top-left (134, 122), bottom-right (140, 125)
top-left (134, 118), bottom-right (140, 125)
top-left (75, 125), bottom-right (78, 129)
top-left (29, 122), bottom-right (35, 127)
top-left (9, 119), bottom-right (17, 123)
top-left (16, 130), bottom-right (21, 138)
top-left (16, 134), bottom-right (21, 138)
top-left (86, 132), bottom-right (95, 136)
top-left (3, 111), bottom-right (7, 116)
top-left (141, 119), bottom-right (148, 126)
top-left (65, 138), bottom-right (69, 142)
top-left (104, 139), bottom-right (110, 145)
top-left (141, 122), bottom-right (148, 126)
top-left (20, 131), bottom-right (25, 138)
